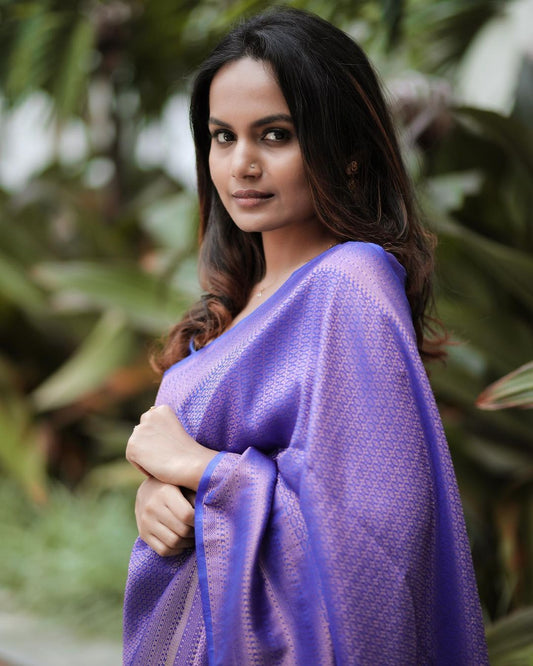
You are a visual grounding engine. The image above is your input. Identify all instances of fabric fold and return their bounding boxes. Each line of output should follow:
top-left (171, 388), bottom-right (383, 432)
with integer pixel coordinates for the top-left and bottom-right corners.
top-left (124, 242), bottom-right (488, 665)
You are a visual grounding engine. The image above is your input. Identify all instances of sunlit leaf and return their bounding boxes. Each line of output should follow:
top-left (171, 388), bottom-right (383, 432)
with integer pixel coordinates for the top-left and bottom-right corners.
top-left (477, 362), bottom-right (533, 410)
top-left (426, 171), bottom-right (483, 212)
top-left (33, 261), bottom-right (191, 332)
top-left (140, 190), bottom-right (198, 252)
top-left (0, 392), bottom-right (47, 503)
top-left (31, 310), bottom-right (133, 411)
top-left (406, 0), bottom-right (506, 72)
top-left (513, 55), bottom-right (533, 131)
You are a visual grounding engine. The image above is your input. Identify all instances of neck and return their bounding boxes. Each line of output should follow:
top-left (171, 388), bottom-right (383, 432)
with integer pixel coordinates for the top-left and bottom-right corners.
top-left (248, 223), bottom-right (338, 301)
top-left (260, 224), bottom-right (336, 282)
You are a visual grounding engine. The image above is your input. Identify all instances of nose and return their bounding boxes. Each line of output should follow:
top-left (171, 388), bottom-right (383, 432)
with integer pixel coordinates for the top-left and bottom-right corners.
top-left (231, 143), bottom-right (261, 179)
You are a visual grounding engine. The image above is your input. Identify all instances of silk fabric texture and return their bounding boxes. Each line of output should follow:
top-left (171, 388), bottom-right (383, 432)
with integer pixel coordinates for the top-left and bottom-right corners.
top-left (123, 242), bottom-right (488, 665)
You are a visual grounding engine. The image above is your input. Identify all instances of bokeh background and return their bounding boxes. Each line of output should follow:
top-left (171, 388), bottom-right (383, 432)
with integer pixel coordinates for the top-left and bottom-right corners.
top-left (1, 0), bottom-right (532, 663)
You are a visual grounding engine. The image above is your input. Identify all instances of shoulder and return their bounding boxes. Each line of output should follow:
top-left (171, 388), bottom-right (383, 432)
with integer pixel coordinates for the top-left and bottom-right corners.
top-left (292, 242), bottom-right (420, 366)
top-left (303, 241), bottom-right (409, 316)
top-left (315, 241), bottom-right (405, 285)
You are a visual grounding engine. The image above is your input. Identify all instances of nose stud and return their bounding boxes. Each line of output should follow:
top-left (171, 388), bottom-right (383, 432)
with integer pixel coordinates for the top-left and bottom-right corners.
top-left (250, 163), bottom-right (256, 169)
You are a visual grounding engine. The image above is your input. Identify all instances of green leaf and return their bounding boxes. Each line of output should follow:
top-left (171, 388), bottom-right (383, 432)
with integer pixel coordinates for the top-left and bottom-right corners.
top-left (0, 482), bottom-right (137, 637)
top-left (381, 0), bottom-right (404, 48)
top-left (33, 261), bottom-right (191, 333)
top-left (436, 298), bottom-right (532, 377)
top-left (406, 0), bottom-right (505, 72)
top-left (487, 606), bottom-right (533, 665)
top-left (426, 171), bottom-right (483, 213)
top-left (5, 4), bottom-right (65, 102)
top-left (53, 15), bottom-right (94, 120)
top-left (0, 392), bottom-right (47, 503)
top-left (140, 190), bottom-right (198, 253)
top-left (0, 249), bottom-right (46, 312)
top-left (432, 215), bottom-right (533, 314)
top-left (477, 361), bottom-right (533, 410)
top-left (31, 310), bottom-right (133, 411)
top-left (454, 107), bottom-right (533, 175)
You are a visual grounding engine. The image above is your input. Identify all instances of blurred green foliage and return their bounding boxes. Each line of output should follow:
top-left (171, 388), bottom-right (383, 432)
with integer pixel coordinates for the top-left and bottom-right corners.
top-left (0, 0), bottom-right (532, 657)
top-left (0, 480), bottom-right (138, 637)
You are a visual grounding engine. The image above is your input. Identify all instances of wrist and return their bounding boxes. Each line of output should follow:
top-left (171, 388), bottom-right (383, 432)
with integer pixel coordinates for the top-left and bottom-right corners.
top-left (185, 441), bottom-right (218, 491)
top-left (188, 448), bottom-right (218, 491)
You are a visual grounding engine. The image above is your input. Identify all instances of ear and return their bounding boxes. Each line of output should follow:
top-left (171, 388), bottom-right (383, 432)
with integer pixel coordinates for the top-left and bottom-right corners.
top-left (345, 160), bottom-right (359, 176)
top-left (346, 160), bottom-right (359, 193)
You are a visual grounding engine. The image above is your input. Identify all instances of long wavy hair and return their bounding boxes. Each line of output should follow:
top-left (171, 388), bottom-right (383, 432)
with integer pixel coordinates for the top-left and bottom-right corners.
top-left (153, 7), bottom-right (445, 372)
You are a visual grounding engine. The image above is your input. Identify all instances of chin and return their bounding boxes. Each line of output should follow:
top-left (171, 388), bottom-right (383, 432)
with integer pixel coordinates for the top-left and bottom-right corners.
top-left (232, 220), bottom-right (290, 234)
top-left (227, 211), bottom-right (278, 233)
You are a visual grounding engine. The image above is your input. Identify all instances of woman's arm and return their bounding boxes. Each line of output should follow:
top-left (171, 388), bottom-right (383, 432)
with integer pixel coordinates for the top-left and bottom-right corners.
top-left (126, 405), bottom-right (218, 557)
top-left (126, 404), bottom-right (218, 491)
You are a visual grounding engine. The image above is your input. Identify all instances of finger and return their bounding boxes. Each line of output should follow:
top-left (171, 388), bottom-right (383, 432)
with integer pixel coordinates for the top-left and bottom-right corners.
top-left (157, 507), bottom-right (195, 538)
top-left (142, 534), bottom-right (182, 558)
top-left (135, 481), bottom-right (196, 544)
top-left (131, 461), bottom-right (150, 476)
top-left (136, 506), bottom-right (194, 545)
top-left (149, 523), bottom-right (195, 552)
top-left (136, 506), bottom-right (193, 541)
top-left (150, 523), bottom-right (186, 549)
top-left (125, 432), bottom-right (149, 475)
top-left (126, 438), bottom-right (149, 475)
top-left (163, 487), bottom-right (196, 527)
top-left (154, 537), bottom-right (195, 555)
top-left (140, 404), bottom-right (170, 420)
top-left (139, 410), bottom-right (151, 423)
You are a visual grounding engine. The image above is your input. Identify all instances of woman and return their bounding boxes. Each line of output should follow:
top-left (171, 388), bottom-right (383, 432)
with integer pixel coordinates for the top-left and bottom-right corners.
top-left (124, 8), bottom-right (488, 665)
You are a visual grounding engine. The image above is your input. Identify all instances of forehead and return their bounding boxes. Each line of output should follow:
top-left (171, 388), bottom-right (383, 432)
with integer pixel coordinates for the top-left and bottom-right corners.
top-left (209, 57), bottom-right (290, 119)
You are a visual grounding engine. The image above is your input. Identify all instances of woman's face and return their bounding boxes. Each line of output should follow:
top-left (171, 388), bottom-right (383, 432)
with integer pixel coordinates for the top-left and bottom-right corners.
top-left (208, 57), bottom-right (318, 235)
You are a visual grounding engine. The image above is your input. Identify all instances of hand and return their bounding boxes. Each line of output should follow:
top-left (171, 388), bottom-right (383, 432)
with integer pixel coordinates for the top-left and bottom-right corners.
top-left (135, 477), bottom-right (196, 557)
top-left (126, 404), bottom-right (217, 490)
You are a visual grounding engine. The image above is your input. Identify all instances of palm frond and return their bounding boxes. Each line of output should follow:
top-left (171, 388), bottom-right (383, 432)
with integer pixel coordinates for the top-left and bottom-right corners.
top-left (477, 362), bottom-right (533, 410)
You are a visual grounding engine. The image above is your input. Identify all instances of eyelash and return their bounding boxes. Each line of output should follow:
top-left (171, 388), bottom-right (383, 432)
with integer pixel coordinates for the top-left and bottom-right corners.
top-left (263, 128), bottom-right (290, 142)
top-left (211, 128), bottom-right (291, 144)
top-left (212, 129), bottom-right (235, 144)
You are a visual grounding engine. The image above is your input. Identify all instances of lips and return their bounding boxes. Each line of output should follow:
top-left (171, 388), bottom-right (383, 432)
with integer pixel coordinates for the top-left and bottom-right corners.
top-left (231, 189), bottom-right (274, 209)
top-left (232, 190), bottom-right (274, 199)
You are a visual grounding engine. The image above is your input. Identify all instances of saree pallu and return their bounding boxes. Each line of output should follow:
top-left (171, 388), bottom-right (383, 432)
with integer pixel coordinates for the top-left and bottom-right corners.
top-left (123, 242), bottom-right (488, 665)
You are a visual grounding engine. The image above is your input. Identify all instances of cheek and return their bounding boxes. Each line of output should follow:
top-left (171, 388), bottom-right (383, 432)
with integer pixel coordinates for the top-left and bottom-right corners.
top-left (276, 150), bottom-right (309, 196)
top-left (208, 155), bottom-right (225, 195)
top-left (284, 164), bottom-right (312, 205)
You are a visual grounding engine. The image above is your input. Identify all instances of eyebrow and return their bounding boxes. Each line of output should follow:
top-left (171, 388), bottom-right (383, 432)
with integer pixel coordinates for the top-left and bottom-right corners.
top-left (208, 113), bottom-right (293, 129)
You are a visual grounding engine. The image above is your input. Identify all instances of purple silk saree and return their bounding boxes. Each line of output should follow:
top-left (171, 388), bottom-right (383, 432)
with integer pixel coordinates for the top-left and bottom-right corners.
top-left (123, 242), bottom-right (488, 665)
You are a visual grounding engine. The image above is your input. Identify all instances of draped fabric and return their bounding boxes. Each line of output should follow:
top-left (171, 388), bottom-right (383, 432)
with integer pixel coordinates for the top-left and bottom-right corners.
top-left (123, 242), bottom-right (488, 665)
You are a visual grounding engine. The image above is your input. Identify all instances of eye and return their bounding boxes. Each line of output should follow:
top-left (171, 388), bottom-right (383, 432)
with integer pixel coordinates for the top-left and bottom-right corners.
top-left (212, 129), bottom-right (235, 144)
top-left (263, 128), bottom-right (290, 142)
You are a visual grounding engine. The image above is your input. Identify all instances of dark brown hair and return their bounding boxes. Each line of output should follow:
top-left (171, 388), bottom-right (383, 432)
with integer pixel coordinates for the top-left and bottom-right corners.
top-left (153, 7), bottom-right (445, 372)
